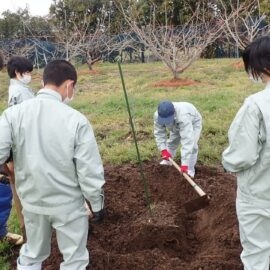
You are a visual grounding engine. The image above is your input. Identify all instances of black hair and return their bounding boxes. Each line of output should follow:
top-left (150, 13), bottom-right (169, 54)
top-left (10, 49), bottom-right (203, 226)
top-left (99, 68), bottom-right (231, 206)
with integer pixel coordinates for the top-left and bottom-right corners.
top-left (0, 53), bottom-right (3, 71)
top-left (43, 60), bottom-right (77, 87)
top-left (7, 56), bottom-right (33, 78)
top-left (242, 35), bottom-right (270, 79)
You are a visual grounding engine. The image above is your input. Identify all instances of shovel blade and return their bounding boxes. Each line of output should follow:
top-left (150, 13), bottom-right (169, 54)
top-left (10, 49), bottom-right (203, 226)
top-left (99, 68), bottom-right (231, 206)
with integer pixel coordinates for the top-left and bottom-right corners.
top-left (183, 194), bottom-right (210, 213)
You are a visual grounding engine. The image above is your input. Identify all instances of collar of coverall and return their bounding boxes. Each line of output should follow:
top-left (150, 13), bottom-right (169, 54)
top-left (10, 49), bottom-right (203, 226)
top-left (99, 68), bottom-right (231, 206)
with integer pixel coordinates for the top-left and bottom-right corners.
top-left (10, 78), bottom-right (30, 89)
top-left (36, 88), bottom-right (62, 102)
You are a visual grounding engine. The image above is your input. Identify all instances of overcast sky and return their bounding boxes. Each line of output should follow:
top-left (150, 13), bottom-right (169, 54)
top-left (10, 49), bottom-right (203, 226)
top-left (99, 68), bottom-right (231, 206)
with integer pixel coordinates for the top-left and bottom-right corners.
top-left (0, 0), bottom-right (53, 17)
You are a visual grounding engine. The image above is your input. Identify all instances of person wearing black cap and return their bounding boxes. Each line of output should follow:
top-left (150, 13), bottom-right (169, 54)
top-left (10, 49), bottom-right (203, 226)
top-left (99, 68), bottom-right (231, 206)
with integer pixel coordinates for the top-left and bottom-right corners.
top-left (154, 100), bottom-right (202, 177)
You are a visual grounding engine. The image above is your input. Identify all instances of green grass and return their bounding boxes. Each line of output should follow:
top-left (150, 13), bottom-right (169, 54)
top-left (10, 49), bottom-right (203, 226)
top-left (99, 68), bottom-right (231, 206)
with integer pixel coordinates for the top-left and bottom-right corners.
top-left (0, 207), bottom-right (20, 269)
top-left (72, 59), bottom-right (260, 165)
top-left (0, 58), bottom-right (262, 268)
top-left (0, 240), bottom-right (11, 270)
top-left (0, 59), bottom-right (261, 166)
top-left (0, 208), bottom-right (20, 270)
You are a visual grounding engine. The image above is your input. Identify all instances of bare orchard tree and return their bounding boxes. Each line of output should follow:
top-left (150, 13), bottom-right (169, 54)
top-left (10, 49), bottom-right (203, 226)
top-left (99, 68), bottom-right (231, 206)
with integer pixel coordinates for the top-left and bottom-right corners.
top-left (71, 12), bottom-right (140, 69)
top-left (52, 11), bottom-right (118, 70)
top-left (219, 0), bottom-right (268, 52)
top-left (0, 40), bottom-right (35, 60)
top-left (51, 17), bottom-right (89, 64)
top-left (117, 2), bottom-right (251, 80)
top-left (57, 15), bottom-right (137, 69)
top-left (108, 29), bottom-right (146, 63)
top-left (83, 29), bottom-right (109, 70)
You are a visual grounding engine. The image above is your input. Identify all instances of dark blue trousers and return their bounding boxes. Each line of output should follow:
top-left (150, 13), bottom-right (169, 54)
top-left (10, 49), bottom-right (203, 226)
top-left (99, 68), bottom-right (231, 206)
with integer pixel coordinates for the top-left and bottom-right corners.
top-left (0, 183), bottom-right (12, 237)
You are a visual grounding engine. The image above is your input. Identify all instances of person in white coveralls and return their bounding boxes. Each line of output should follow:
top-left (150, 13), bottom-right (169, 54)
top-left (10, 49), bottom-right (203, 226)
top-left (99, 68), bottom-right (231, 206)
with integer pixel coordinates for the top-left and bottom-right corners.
top-left (7, 56), bottom-right (35, 106)
top-left (0, 56), bottom-right (34, 246)
top-left (0, 59), bottom-right (105, 270)
top-left (154, 100), bottom-right (202, 177)
top-left (222, 35), bottom-right (270, 270)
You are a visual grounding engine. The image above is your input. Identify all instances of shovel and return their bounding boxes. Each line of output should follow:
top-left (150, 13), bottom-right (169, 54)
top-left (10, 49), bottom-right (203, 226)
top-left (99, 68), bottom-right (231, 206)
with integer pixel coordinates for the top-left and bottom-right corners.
top-left (3, 163), bottom-right (26, 241)
top-left (168, 157), bottom-right (210, 213)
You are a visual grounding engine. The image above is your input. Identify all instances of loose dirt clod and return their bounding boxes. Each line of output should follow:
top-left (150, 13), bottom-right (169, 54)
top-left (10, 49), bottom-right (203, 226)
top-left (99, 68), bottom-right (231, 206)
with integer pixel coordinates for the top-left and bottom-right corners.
top-left (9, 162), bottom-right (242, 270)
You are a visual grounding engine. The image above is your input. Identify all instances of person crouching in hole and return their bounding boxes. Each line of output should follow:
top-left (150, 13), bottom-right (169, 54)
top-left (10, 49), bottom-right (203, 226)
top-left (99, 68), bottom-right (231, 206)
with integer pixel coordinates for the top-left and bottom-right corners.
top-left (154, 100), bottom-right (202, 178)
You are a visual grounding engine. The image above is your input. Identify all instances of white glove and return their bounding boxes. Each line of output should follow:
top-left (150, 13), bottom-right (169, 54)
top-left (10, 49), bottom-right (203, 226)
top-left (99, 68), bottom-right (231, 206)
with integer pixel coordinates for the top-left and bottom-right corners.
top-left (160, 160), bottom-right (172, 166)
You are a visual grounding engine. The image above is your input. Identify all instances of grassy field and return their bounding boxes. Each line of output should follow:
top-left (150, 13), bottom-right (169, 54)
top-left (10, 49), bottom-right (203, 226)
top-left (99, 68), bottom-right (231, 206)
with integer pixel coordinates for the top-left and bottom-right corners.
top-left (0, 58), bottom-right (262, 268)
top-left (0, 58), bottom-right (261, 165)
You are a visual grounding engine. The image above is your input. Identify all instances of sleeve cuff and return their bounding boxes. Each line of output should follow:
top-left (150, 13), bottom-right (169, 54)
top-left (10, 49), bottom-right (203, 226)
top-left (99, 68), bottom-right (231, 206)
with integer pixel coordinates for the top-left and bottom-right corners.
top-left (89, 192), bottom-right (104, 212)
top-left (90, 199), bottom-right (102, 212)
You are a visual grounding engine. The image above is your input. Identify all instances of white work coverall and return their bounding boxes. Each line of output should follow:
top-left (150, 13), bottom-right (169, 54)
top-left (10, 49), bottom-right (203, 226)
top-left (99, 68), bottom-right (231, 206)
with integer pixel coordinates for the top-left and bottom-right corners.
top-left (222, 83), bottom-right (270, 270)
top-left (154, 102), bottom-right (202, 177)
top-left (0, 78), bottom-right (34, 238)
top-left (0, 89), bottom-right (105, 270)
top-left (8, 78), bottom-right (35, 106)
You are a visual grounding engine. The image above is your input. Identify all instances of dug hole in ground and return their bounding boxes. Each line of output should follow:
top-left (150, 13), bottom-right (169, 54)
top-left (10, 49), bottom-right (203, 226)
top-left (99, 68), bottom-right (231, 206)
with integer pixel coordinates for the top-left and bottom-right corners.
top-left (10, 161), bottom-right (241, 270)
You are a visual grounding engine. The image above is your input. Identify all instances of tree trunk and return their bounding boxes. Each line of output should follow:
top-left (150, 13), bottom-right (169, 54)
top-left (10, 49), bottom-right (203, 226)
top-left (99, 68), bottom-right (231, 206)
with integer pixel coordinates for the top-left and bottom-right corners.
top-left (86, 54), bottom-right (101, 70)
top-left (0, 53), bottom-right (3, 70)
top-left (141, 45), bottom-right (145, 63)
top-left (173, 69), bottom-right (180, 80)
top-left (86, 60), bottom-right (93, 70)
top-left (86, 52), bottom-right (93, 70)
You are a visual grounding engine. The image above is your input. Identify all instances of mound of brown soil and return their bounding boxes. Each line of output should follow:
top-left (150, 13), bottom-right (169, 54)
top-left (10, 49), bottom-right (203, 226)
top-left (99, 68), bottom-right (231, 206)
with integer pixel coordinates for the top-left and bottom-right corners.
top-left (9, 162), bottom-right (241, 270)
top-left (153, 78), bottom-right (202, 88)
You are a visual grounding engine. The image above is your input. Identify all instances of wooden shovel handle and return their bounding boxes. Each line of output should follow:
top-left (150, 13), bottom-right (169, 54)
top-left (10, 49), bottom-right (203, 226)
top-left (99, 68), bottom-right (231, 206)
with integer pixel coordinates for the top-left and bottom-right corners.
top-left (168, 158), bottom-right (206, 197)
top-left (4, 163), bottom-right (26, 240)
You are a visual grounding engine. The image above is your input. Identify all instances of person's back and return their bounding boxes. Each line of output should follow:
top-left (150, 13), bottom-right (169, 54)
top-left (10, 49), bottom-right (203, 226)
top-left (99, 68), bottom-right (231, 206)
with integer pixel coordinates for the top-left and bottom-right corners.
top-left (154, 102), bottom-right (201, 131)
top-left (172, 102), bottom-right (201, 123)
top-left (6, 89), bottom-right (103, 214)
top-left (173, 102), bottom-right (199, 115)
top-left (8, 79), bottom-right (34, 106)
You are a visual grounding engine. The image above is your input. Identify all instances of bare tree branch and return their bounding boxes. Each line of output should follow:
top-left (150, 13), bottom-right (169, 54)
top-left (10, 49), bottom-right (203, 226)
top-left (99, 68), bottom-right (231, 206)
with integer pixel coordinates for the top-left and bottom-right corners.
top-left (117, 1), bottom-right (243, 79)
top-left (220, 0), bottom-right (268, 51)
